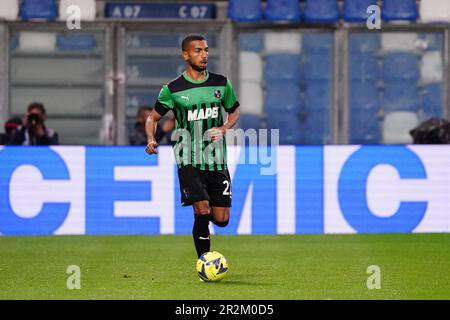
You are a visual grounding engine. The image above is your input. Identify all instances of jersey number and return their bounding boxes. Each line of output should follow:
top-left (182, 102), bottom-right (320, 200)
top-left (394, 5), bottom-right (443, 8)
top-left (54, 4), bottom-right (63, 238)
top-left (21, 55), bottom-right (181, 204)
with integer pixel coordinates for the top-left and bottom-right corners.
top-left (222, 180), bottom-right (231, 196)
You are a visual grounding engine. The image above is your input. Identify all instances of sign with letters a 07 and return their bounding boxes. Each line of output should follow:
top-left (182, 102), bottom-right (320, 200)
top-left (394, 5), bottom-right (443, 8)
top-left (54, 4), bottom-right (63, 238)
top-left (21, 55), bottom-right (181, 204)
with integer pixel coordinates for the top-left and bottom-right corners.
top-left (105, 3), bottom-right (216, 19)
top-left (0, 146), bottom-right (449, 235)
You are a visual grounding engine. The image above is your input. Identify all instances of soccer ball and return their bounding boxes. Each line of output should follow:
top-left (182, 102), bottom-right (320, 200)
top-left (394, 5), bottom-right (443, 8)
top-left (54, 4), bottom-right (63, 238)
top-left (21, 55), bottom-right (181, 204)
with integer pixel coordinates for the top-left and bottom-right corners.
top-left (196, 251), bottom-right (229, 282)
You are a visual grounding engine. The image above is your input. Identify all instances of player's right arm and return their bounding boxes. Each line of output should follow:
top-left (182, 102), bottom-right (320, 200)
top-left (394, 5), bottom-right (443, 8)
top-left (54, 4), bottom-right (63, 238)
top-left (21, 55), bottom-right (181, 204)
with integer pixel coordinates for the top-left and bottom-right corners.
top-left (145, 110), bottom-right (162, 155)
top-left (145, 85), bottom-right (174, 155)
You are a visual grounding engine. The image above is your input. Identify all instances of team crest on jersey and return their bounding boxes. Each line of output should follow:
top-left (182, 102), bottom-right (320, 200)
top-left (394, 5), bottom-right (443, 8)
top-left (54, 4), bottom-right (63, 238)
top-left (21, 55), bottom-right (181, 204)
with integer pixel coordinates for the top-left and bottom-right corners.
top-left (214, 90), bottom-right (222, 99)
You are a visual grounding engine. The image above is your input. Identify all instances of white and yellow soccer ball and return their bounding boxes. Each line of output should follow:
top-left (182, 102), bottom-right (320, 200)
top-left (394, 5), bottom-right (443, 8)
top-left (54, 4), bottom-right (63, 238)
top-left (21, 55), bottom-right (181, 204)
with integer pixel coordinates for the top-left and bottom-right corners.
top-left (196, 251), bottom-right (229, 282)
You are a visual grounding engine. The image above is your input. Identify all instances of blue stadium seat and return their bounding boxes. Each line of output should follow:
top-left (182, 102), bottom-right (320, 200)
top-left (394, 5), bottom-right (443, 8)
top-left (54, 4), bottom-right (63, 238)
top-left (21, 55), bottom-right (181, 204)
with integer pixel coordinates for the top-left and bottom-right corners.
top-left (349, 111), bottom-right (381, 144)
top-left (418, 33), bottom-right (444, 51)
top-left (383, 53), bottom-right (419, 81)
top-left (302, 33), bottom-right (334, 53)
top-left (266, 0), bottom-right (301, 22)
top-left (383, 81), bottom-right (420, 112)
top-left (302, 52), bottom-right (333, 81)
top-left (57, 33), bottom-right (97, 51)
top-left (239, 114), bottom-right (263, 131)
top-left (343, 0), bottom-right (377, 22)
top-left (10, 33), bottom-right (19, 50)
top-left (350, 81), bottom-right (380, 111)
top-left (422, 83), bottom-right (443, 117)
top-left (382, 0), bottom-right (417, 22)
top-left (301, 110), bottom-right (331, 144)
top-left (304, 81), bottom-right (331, 111)
top-left (20, 0), bottom-right (57, 21)
top-left (264, 54), bottom-right (301, 82)
top-left (227, 0), bottom-right (263, 22)
top-left (304, 0), bottom-right (339, 23)
top-left (349, 33), bottom-right (380, 53)
top-left (267, 113), bottom-right (302, 145)
top-left (350, 54), bottom-right (380, 81)
top-left (239, 32), bottom-right (264, 52)
top-left (265, 84), bottom-right (302, 114)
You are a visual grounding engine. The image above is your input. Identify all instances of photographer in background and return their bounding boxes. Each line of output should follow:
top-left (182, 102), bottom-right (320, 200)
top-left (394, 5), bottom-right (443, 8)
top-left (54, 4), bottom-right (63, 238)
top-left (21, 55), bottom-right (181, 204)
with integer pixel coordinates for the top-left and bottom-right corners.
top-left (129, 106), bottom-right (174, 146)
top-left (10, 102), bottom-right (59, 145)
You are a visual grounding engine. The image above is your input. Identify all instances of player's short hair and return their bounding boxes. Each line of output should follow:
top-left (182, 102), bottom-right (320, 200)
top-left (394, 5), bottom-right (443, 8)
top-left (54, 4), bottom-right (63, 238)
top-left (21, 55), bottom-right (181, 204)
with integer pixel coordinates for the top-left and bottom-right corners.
top-left (181, 34), bottom-right (206, 51)
top-left (27, 102), bottom-right (46, 114)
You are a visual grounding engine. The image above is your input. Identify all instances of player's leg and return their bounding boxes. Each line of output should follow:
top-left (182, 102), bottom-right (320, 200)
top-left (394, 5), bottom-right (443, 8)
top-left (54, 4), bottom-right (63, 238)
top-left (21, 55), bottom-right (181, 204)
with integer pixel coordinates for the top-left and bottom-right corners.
top-left (205, 169), bottom-right (232, 228)
top-left (210, 206), bottom-right (230, 227)
top-left (177, 165), bottom-right (212, 258)
top-left (192, 200), bottom-right (212, 258)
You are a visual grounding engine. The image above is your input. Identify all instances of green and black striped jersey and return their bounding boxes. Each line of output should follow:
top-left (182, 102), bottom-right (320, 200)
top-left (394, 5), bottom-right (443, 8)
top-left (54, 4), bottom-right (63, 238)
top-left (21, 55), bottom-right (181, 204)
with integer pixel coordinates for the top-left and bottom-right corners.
top-left (154, 70), bottom-right (239, 171)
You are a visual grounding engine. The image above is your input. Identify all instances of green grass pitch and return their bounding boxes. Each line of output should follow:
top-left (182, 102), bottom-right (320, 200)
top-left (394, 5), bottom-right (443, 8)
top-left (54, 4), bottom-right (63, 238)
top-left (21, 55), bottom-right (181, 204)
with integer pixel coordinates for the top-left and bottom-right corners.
top-left (0, 234), bottom-right (449, 300)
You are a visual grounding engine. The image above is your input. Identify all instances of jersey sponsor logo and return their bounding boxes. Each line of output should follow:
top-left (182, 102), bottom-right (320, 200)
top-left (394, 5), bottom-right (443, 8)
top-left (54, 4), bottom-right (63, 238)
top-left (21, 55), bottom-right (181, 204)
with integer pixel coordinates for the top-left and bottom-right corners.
top-left (187, 107), bottom-right (219, 121)
top-left (214, 90), bottom-right (222, 99)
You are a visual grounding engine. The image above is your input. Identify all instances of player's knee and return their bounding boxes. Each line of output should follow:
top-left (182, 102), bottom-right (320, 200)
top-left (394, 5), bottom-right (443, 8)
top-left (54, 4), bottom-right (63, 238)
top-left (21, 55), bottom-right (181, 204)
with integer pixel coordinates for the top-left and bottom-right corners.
top-left (193, 201), bottom-right (210, 215)
top-left (213, 219), bottom-right (229, 228)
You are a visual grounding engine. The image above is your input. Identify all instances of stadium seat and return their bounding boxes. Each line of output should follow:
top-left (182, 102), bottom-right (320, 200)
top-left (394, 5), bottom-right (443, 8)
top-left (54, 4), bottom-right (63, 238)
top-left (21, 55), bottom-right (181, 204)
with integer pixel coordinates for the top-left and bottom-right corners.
top-left (0, 0), bottom-right (19, 20)
top-left (227, 0), bottom-right (263, 22)
top-left (264, 32), bottom-right (302, 54)
top-left (350, 54), bottom-right (380, 81)
top-left (267, 113), bottom-right (302, 145)
top-left (421, 51), bottom-right (443, 84)
top-left (18, 32), bottom-right (57, 52)
top-left (240, 51), bottom-right (263, 82)
top-left (418, 33), bottom-right (443, 51)
top-left (239, 32), bottom-right (264, 52)
top-left (350, 81), bottom-right (380, 111)
top-left (240, 82), bottom-right (264, 115)
top-left (381, 33), bottom-right (418, 52)
top-left (265, 0), bottom-right (301, 22)
top-left (20, 0), bottom-right (57, 21)
top-left (265, 84), bottom-right (302, 114)
top-left (382, 0), bottom-right (417, 22)
top-left (302, 51), bottom-right (332, 81)
top-left (349, 33), bottom-right (380, 54)
top-left (301, 110), bottom-right (331, 144)
top-left (422, 83), bottom-right (443, 117)
top-left (383, 53), bottom-right (419, 81)
top-left (420, 0), bottom-right (450, 23)
top-left (343, 0), bottom-right (377, 22)
top-left (264, 54), bottom-right (301, 82)
top-left (302, 33), bottom-right (334, 53)
top-left (57, 33), bottom-right (97, 51)
top-left (350, 110), bottom-right (381, 144)
top-left (383, 81), bottom-right (420, 112)
top-left (304, 81), bottom-right (331, 111)
top-left (304, 0), bottom-right (339, 23)
top-left (239, 114), bottom-right (263, 131)
top-left (59, 0), bottom-right (96, 21)
top-left (382, 111), bottom-right (419, 144)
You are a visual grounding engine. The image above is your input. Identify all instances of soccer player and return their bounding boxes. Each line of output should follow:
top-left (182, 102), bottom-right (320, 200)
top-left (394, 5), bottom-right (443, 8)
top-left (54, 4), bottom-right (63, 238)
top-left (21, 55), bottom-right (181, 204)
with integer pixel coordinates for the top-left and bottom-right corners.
top-left (145, 34), bottom-right (240, 258)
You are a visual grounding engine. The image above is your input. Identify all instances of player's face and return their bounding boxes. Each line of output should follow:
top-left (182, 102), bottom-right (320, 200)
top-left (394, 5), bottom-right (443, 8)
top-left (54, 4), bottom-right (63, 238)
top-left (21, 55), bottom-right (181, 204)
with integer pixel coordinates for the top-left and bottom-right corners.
top-left (183, 40), bottom-right (209, 72)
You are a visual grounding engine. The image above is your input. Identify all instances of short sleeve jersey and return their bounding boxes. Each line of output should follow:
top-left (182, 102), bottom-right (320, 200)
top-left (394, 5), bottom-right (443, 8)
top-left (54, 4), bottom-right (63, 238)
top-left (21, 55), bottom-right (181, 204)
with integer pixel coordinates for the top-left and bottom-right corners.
top-left (154, 71), bottom-right (239, 171)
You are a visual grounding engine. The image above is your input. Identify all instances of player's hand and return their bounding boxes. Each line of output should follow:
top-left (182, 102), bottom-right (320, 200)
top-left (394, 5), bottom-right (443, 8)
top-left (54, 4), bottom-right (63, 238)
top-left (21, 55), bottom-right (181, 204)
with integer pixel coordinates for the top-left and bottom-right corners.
top-left (209, 127), bottom-right (226, 142)
top-left (145, 140), bottom-right (159, 155)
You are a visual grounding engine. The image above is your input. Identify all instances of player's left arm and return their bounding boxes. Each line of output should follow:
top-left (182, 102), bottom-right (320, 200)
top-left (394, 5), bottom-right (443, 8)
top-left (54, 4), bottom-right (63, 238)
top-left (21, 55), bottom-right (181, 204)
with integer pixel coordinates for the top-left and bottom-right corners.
top-left (210, 79), bottom-right (240, 142)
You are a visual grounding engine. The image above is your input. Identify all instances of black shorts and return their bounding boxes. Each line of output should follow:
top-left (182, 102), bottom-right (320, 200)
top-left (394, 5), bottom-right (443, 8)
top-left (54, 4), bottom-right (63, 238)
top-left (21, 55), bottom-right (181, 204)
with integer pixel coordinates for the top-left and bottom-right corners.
top-left (177, 165), bottom-right (232, 207)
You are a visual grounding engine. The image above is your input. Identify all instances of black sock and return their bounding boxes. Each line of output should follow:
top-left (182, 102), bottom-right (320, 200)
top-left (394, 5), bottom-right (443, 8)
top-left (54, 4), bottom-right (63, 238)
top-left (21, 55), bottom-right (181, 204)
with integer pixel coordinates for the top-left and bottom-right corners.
top-left (193, 214), bottom-right (211, 258)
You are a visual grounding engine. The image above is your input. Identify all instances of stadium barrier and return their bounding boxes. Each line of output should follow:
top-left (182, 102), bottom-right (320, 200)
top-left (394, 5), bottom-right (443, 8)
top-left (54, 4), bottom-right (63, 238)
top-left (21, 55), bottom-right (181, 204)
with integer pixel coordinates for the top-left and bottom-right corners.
top-left (0, 145), bottom-right (449, 235)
